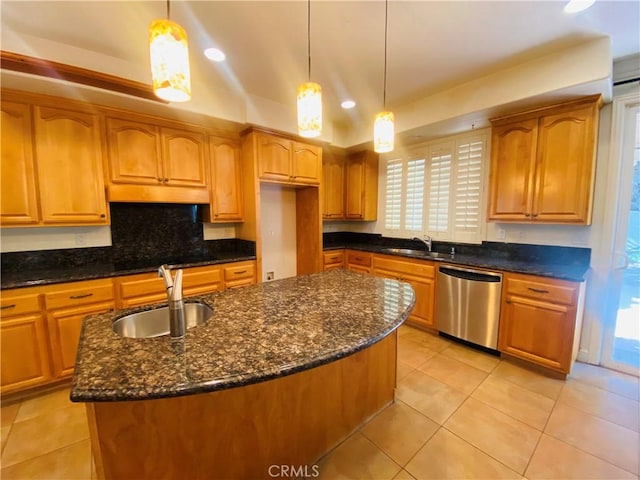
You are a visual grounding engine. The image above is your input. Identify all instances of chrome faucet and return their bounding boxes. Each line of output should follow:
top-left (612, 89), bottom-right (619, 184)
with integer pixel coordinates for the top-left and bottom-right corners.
top-left (412, 235), bottom-right (432, 252)
top-left (158, 264), bottom-right (185, 338)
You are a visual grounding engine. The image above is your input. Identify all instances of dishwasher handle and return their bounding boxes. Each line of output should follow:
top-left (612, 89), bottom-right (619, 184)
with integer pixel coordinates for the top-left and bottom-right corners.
top-left (439, 266), bottom-right (502, 283)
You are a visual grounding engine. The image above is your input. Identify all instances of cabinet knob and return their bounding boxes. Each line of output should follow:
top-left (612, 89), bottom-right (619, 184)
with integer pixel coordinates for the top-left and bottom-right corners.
top-left (164, 178), bottom-right (169, 183)
top-left (532, 213), bottom-right (538, 218)
top-left (100, 214), bottom-right (106, 218)
top-left (525, 213), bottom-right (531, 217)
top-left (157, 178), bottom-right (163, 183)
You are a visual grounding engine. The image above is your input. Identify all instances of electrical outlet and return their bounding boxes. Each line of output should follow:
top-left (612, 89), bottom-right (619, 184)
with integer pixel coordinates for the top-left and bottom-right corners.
top-left (266, 271), bottom-right (275, 281)
top-left (496, 228), bottom-right (506, 240)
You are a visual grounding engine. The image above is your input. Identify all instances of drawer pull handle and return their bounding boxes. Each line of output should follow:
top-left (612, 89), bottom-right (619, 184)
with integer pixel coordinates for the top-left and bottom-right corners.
top-left (69, 293), bottom-right (93, 299)
top-left (527, 287), bottom-right (549, 294)
top-left (330, 256), bottom-right (339, 261)
top-left (355, 257), bottom-right (363, 261)
top-left (0, 304), bottom-right (16, 310)
top-left (234, 270), bottom-right (247, 275)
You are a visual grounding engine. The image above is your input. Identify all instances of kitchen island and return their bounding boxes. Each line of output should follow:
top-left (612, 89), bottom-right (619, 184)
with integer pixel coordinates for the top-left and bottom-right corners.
top-left (71, 270), bottom-right (414, 479)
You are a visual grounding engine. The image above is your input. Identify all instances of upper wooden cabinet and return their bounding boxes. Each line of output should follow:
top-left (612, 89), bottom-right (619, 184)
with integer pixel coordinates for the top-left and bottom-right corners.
top-left (0, 100), bottom-right (40, 225)
top-left (345, 150), bottom-right (378, 221)
top-left (1, 93), bottom-right (109, 227)
top-left (207, 136), bottom-right (243, 222)
top-left (105, 117), bottom-right (208, 188)
top-left (254, 132), bottom-right (321, 185)
top-left (322, 148), bottom-right (345, 219)
top-left (488, 95), bottom-right (602, 224)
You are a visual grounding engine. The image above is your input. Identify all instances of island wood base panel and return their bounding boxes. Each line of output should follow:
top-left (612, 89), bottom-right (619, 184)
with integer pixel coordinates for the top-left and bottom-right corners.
top-left (86, 332), bottom-right (397, 480)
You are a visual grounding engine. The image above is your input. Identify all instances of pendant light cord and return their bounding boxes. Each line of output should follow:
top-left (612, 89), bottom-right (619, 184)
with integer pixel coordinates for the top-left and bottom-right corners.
top-left (307, 0), bottom-right (312, 81)
top-left (167, 0), bottom-right (170, 20)
top-left (383, 0), bottom-right (388, 109)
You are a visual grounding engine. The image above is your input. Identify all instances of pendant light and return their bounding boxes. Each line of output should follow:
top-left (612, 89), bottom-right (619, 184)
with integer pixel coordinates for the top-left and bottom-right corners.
top-left (149, 0), bottom-right (191, 102)
top-left (374, 0), bottom-right (394, 153)
top-left (297, 0), bottom-right (322, 138)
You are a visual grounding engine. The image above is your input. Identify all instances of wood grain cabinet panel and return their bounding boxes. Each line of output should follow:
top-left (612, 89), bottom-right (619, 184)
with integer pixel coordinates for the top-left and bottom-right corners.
top-left (255, 132), bottom-right (321, 185)
top-left (322, 149), bottom-right (345, 219)
top-left (106, 118), bottom-right (161, 185)
top-left (346, 250), bottom-right (372, 274)
top-left (161, 127), bottom-right (207, 187)
top-left (208, 137), bottom-right (243, 222)
top-left (488, 95), bottom-right (601, 225)
top-left (0, 100), bottom-right (40, 226)
top-left (292, 141), bottom-right (321, 184)
top-left (34, 105), bottom-right (109, 225)
top-left (345, 151), bottom-right (378, 221)
top-left (323, 250), bottom-right (345, 271)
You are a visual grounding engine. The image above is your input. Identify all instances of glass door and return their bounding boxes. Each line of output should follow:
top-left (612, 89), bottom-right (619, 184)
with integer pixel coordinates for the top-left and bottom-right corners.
top-left (601, 103), bottom-right (640, 376)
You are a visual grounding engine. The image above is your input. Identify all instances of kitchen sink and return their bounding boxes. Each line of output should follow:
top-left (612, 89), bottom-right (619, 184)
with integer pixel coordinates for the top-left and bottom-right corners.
top-left (112, 301), bottom-right (214, 339)
top-left (381, 248), bottom-right (453, 261)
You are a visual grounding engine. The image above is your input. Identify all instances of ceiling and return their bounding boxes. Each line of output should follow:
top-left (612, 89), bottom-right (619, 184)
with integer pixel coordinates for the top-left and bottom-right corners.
top-left (2, 0), bottom-right (639, 146)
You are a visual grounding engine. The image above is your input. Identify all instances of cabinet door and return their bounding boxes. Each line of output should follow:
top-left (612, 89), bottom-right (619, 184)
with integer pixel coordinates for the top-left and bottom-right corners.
top-left (106, 118), bottom-right (162, 185)
top-left (498, 294), bottom-right (575, 373)
top-left (210, 138), bottom-right (243, 221)
top-left (1, 100), bottom-right (40, 225)
top-left (47, 301), bottom-right (114, 378)
top-left (34, 106), bottom-right (108, 225)
top-left (1, 314), bottom-right (52, 394)
top-left (345, 154), bottom-right (365, 219)
top-left (257, 134), bottom-right (292, 181)
top-left (488, 119), bottom-right (538, 221)
top-left (322, 151), bottom-right (345, 219)
top-left (533, 105), bottom-right (597, 224)
top-left (291, 142), bottom-right (321, 185)
top-left (161, 127), bottom-right (208, 187)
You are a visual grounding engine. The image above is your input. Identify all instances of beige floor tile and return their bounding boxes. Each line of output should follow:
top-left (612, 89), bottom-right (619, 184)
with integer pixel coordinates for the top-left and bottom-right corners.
top-left (361, 400), bottom-right (439, 466)
top-left (1, 425), bottom-right (11, 455)
top-left (392, 469), bottom-right (416, 480)
top-left (397, 340), bottom-right (437, 369)
top-left (405, 428), bottom-right (521, 479)
top-left (491, 360), bottom-right (565, 400)
top-left (569, 362), bottom-right (640, 401)
top-left (472, 375), bottom-right (555, 431)
top-left (444, 397), bottom-right (541, 474)
top-left (440, 342), bottom-right (501, 373)
top-left (1, 439), bottom-right (92, 480)
top-left (525, 434), bottom-right (636, 479)
top-left (15, 387), bottom-right (79, 423)
top-left (1, 404), bottom-right (89, 468)
top-left (397, 361), bottom-right (415, 382)
top-left (396, 370), bottom-right (467, 425)
top-left (418, 353), bottom-right (489, 395)
top-left (1, 403), bottom-right (20, 427)
top-left (402, 329), bottom-right (452, 353)
top-left (398, 325), bottom-right (415, 338)
top-left (559, 378), bottom-right (639, 432)
top-left (545, 402), bottom-right (639, 475)
top-left (317, 432), bottom-right (401, 480)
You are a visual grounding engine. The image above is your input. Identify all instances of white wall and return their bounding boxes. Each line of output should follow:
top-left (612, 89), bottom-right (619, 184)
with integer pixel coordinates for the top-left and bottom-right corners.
top-left (0, 226), bottom-right (112, 253)
top-left (259, 184), bottom-right (297, 282)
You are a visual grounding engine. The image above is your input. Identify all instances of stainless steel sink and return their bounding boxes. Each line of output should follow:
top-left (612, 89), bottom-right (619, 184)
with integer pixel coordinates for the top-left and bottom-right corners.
top-left (381, 248), bottom-right (454, 261)
top-left (112, 302), bottom-right (214, 339)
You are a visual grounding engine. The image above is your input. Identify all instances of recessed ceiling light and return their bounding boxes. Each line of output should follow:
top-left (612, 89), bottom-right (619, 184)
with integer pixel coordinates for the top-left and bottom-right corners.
top-left (341, 100), bottom-right (356, 109)
top-left (563, 0), bottom-right (596, 14)
top-left (204, 47), bottom-right (226, 62)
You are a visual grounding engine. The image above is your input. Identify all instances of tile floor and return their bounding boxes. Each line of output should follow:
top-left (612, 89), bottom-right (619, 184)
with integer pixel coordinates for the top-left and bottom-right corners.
top-left (1, 325), bottom-right (639, 479)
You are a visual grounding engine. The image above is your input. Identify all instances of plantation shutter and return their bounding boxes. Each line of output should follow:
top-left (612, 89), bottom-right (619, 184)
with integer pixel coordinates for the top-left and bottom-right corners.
top-left (427, 144), bottom-right (452, 236)
top-left (384, 158), bottom-right (403, 230)
top-left (405, 157), bottom-right (425, 232)
top-left (453, 137), bottom-right (484, 241)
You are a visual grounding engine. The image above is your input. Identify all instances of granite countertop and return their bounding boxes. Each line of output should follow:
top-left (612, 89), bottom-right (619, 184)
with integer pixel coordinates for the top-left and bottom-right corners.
top-left (70, 269), bottom-right (415, 403)
top-left (326, 243), bottom-right (590, 282)
top-left (0, 253), bottom-right (256, 290)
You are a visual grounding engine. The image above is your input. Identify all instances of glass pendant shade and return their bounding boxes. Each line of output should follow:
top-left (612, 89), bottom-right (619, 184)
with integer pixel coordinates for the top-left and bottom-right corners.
top-left (374, 111), bottom-right (394, 153)
top-left (297, 81), bottom-right (322, 138)
top-left (149, 19), bottom-right (191, 102)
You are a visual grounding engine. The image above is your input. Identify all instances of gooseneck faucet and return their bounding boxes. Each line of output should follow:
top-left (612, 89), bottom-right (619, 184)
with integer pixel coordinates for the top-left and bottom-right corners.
top-left (158, 264), bottom-right (185, 338)
top-left (412, 235), bottom-right (432, 252)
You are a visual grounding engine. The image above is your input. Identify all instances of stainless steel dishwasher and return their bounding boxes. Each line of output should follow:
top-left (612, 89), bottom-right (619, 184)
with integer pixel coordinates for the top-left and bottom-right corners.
top-left (436, 265), bottom-right (502, 349)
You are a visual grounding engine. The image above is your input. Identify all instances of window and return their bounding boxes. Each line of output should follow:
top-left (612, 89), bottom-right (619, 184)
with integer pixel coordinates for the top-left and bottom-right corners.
top-left (382, 130), bottom-right (488, 243)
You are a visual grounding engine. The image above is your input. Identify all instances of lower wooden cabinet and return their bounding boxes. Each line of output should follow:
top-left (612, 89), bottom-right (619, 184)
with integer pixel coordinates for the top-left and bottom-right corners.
top-left (345, 250), bottom-right (372, 274)
top-left (223, 261), bottom-right (256, 289)
top-left (373, 254), bottom-right (436, 329)
top-left (0, 290), bottom-right (52, 394)
top-left (323, 250), bottom-right (345, 271)
top-left (498, 272), bottom-right (584, 374)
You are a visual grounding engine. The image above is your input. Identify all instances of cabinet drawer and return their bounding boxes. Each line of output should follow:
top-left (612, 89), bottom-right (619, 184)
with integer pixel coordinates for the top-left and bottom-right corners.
top-left (44, 280), bottom-right (114, 310)
top-left (0, 292), bottom-right (41, 317)
top-left (504, 276), bottom-right (577, 305)
top-left (183, 267), bottom-right (223, 287)
top-left (224, 263), bottom-right (255, 282)
top-left (323, 251), bottom-right (344, 266)
top-left (346, 251), bottom-right (372, 268)
top-left (118, 273), bottom-right (164, 300)
top-left (373, 255), bottom-right (435, 278)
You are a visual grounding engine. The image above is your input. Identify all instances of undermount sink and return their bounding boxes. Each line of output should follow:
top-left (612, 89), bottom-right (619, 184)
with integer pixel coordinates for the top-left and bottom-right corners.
top-left (112, 301), bottom-right (214, 339)
top-left (381, 248), bottom-right (454, 261)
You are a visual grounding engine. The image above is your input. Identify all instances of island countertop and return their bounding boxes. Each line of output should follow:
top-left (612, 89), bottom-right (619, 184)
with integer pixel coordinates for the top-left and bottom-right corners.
top-left (70, 270), bottom-right (415, 402)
